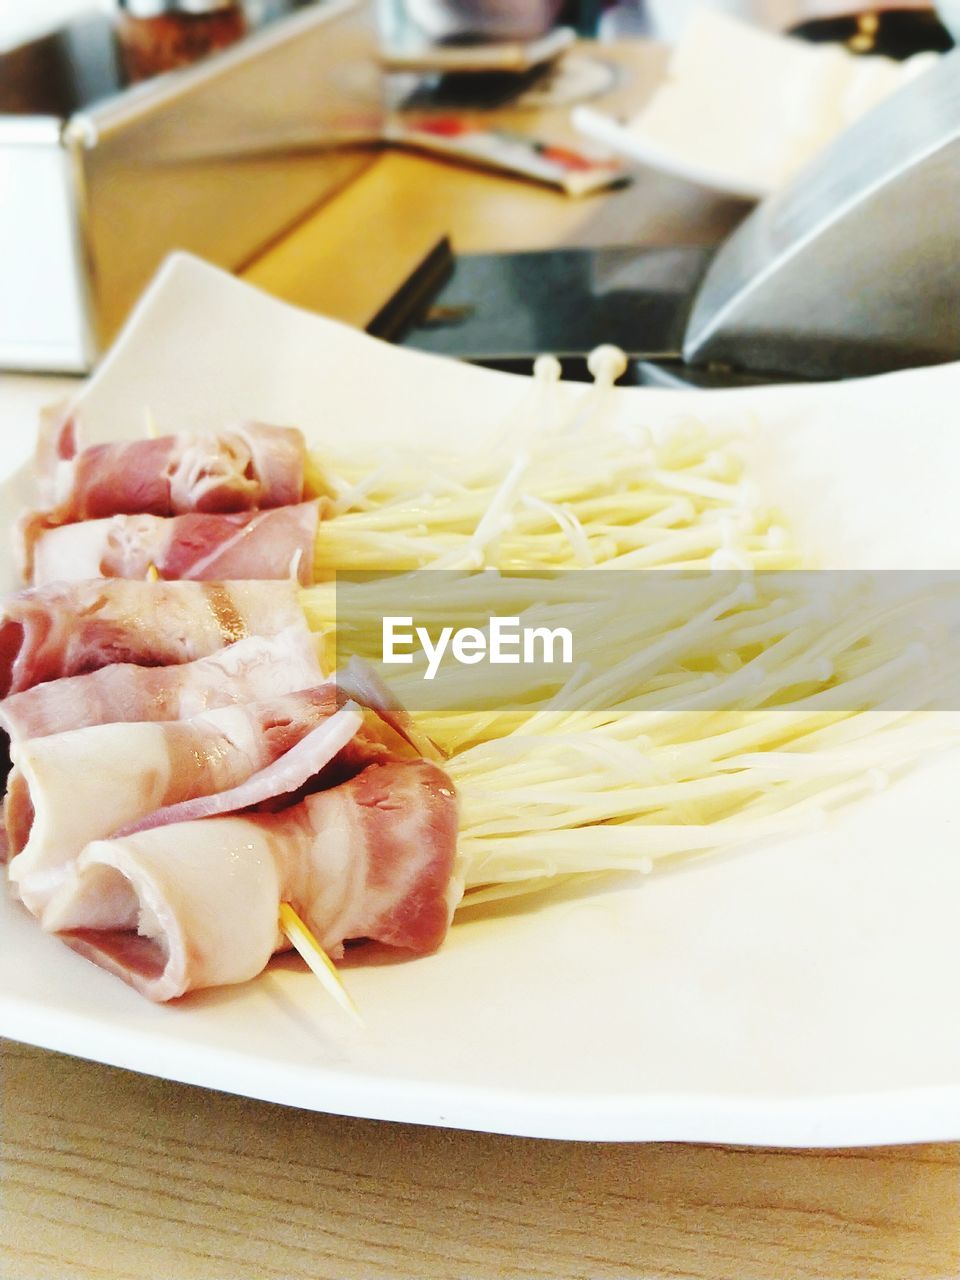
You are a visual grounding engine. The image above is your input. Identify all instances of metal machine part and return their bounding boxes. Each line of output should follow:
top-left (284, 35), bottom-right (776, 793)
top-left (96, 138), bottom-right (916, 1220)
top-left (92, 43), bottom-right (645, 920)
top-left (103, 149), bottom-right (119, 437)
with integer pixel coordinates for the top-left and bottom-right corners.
top-left (394, 245), bottom-right (713, 364)
top-left (397, 48), bottom-right (959, 385)
top-left (391, 243), bottom-right (803, 386)
top-left (683, 45), bottom-right (960, 379)
top-left (0, 0), bottom-right (383, 372)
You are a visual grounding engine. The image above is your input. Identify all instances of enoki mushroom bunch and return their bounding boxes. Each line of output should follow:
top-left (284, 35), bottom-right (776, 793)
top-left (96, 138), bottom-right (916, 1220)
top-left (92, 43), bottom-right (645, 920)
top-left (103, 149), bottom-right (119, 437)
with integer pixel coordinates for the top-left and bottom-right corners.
top-left (300, 349), bottom-right (958, 907)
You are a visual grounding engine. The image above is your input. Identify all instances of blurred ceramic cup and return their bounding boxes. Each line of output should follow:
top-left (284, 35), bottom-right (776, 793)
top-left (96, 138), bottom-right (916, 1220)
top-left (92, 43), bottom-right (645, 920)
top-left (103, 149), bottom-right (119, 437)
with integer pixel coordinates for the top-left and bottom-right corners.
top-left (405, 0), bottom-right (564, 40)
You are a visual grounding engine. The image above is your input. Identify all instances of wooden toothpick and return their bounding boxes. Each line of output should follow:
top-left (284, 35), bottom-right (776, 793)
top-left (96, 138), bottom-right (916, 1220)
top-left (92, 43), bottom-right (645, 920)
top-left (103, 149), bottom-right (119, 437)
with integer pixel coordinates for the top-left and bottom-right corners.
top-left (279, 902), bottom-right (364, 1026)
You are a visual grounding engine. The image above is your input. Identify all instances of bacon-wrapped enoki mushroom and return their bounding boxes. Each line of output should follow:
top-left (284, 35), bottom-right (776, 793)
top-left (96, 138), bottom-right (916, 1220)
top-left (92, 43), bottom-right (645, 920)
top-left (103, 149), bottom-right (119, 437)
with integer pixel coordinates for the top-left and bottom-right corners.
top-left (18, 416), bottom-right (309, 575)
top-left (0, 628), bottom-right (322, 744)
top-left (29, 503), bottom-right (321, 587)
top-left (43, 760), bottom-right (460, 1001)
top-left (0, 578), bottom-right (304, 697)
top-left (6, 688), bottom-right (362, 917)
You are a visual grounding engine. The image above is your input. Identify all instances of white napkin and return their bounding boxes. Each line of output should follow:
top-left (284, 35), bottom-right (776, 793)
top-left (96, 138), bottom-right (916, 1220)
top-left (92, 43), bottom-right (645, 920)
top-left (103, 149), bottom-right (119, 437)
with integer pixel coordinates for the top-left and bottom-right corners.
top-left (575, 8), bottom-right (938, 198)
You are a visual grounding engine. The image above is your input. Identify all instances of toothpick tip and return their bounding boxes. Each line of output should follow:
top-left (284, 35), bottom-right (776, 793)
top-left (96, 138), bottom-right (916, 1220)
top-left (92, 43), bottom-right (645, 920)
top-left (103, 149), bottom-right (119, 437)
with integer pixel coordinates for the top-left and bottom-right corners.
top-left (279, 902), bottom-right (364, 1026)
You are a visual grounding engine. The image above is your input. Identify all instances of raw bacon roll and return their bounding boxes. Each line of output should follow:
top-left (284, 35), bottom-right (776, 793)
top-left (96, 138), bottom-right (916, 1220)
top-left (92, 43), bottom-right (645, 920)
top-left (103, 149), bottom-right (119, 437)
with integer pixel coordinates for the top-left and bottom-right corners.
top-left (0, 578), bottom-right (304, 696)
top-left (29, 502), bottom-right (321, 587)
top-left (38, 416), bottom-right (305, 517)
top-left (283, 759), bottom-right (460, 956)
top-left (111, 702), bottom-right (405, 838)
top-left (44, 760), bottom-right (460, 1001)
top-left (0, 629), bottom-right (322, 743)
top-left (18, 416), bottom-right (309, 574)
top-left (46, 819), bottom-right (285, 1001)
top-left (6, 687), bottom-right (362, 917)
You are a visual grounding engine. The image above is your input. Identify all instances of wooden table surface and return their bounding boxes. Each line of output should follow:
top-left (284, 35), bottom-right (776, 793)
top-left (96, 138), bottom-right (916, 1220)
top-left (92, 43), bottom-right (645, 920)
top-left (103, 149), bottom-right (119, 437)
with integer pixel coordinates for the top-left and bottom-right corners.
top-left (2, 38), bottom-right (959, 1280)
top-left (3, 1040), bottom-right (959, 1280)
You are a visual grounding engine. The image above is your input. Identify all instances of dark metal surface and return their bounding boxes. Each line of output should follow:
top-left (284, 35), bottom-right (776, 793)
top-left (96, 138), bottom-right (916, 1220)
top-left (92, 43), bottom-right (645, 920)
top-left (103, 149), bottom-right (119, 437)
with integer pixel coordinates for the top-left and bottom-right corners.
top-left (368, 236), bottom-right (456, 342)
top-left (396, 245), bottom-right (713, 361)
top-left (790, 10), bottom-right (954, 58)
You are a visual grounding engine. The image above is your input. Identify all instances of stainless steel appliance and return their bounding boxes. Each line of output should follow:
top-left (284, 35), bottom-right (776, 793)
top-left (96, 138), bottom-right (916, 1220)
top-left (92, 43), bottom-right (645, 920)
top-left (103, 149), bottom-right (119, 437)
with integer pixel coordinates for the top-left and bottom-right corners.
top-left (398, 46), bottom-right (960, 383)
top-left (683, 42), bottom-right (960, 378)
top-left (0, 0), bottom-right (383, 372)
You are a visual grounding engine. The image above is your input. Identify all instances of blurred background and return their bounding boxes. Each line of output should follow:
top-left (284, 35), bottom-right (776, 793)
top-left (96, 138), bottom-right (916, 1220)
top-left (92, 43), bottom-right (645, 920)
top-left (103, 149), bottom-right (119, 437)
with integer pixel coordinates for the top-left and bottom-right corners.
top-left (1, 0), bottom-right (957, 379)
top-left (4, 1), bottom-right (957, 49)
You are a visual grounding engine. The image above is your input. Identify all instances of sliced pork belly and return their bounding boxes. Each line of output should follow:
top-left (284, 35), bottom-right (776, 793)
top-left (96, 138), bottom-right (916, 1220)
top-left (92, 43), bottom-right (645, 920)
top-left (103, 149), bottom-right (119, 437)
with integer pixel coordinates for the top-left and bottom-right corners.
top-left (6, 688), bottom-right (360, 917)
top-left (37, 416), bottom-right (305, 517)
top-left (284, 760), bottom-right (460, 957)
top-left (29, 502), bottom-right (321, 588)
top-left (18, 418), bottom-right (307, 576)
top-left (44, 760), bottom-right (460, 1001)
top-left (0, 628), bottom-right (322, 743)
top-left (0, 578), bottom-right (303, 696)
top-left (45, 819), bottom-right (285, 1001)
top-left (115, 706), bottom-right (365, 837)
top-left (34, 405), bottom-right (77, 506)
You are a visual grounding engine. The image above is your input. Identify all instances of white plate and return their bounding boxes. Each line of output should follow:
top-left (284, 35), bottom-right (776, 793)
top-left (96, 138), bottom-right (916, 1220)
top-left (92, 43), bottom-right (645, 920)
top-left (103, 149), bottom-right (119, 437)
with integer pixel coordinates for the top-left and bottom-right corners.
top-left (574, 11), bottom-right (939, 202)
top-left (572, 103), bottom-right (771, 202)
top-left (3, 254), bottom-right (960, 1145)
